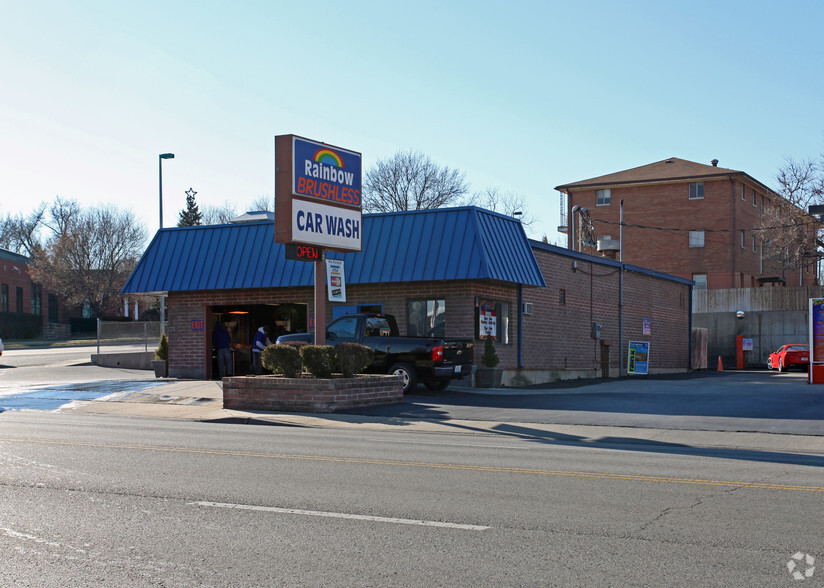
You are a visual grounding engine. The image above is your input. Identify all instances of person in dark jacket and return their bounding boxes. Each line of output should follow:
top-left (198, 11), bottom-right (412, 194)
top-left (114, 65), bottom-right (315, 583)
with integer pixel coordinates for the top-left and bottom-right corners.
top-left (252, 325), bottom-right (272, 374)
top-left (212, 321), bottom-right (232, 378)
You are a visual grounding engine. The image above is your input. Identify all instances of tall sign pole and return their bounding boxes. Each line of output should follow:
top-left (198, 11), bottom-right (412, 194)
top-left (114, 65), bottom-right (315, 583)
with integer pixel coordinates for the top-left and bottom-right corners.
top-left (274, 135), bottom-right (362, 345)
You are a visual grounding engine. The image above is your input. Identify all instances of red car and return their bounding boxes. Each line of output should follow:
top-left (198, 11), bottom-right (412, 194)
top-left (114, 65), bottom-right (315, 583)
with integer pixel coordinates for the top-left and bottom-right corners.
top-left (767, 344), bottom-right (809, 372)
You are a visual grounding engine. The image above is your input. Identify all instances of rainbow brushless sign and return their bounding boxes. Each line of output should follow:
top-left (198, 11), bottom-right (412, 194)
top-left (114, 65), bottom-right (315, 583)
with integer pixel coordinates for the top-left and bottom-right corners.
top-left (292, 137), bottom-right (362, 208)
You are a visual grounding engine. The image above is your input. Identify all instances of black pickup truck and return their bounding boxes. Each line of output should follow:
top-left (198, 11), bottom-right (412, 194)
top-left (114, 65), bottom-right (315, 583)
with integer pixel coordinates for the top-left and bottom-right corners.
top-left (276, 313), bottom-right (474, 393)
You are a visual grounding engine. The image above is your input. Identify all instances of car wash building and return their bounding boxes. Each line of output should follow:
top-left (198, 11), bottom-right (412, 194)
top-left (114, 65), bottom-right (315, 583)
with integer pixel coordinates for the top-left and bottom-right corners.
top-left (122, 206), bottom-right (693, 384)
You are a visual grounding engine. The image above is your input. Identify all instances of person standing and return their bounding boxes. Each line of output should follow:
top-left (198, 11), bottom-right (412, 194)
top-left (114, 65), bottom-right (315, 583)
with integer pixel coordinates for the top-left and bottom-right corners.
top-left (212, 321), bottom-right (232, 378)
top-left (252, 325), bottom-right (271, 375)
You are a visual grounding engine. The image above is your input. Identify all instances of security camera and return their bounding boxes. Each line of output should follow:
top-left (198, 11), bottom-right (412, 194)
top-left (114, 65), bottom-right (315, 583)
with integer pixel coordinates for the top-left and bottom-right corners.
top-left (736, 311), bottom-right (745, 319)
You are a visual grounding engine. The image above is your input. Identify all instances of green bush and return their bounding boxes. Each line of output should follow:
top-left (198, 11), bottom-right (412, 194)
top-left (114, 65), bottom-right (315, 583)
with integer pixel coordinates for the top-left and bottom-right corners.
top-left (261, 344), bottom-right (303, 378)
top-left (0, 312), bottom-right (42, 339)
top-left (335, 342), bottom-right (374, 377)
top-left (154, 333), bottom-right (169, 361)
top-left (481, 336), bottom-right (499, 368)
top-left (300, 345), bottom-right (335, 379)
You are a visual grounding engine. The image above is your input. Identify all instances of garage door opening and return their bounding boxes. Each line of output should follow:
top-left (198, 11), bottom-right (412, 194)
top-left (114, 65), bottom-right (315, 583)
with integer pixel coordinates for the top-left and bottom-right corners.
top-left (209, 303), bottom-right (307, 378)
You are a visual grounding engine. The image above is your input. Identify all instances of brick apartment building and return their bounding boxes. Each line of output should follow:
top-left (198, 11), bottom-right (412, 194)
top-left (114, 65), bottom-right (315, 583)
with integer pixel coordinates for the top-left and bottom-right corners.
top-left (123, 207), bottom-right (692, 383)
top-left (556, 157), bottom-right (818, 290)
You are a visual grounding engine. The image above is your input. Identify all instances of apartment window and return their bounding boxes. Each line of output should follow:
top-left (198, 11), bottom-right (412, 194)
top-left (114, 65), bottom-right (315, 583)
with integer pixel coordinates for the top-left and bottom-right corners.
top-left (752, 189), bottom-right (757, 206)
top-left (693, 274), bottom-right (708, 290)
top-left (752, 235), bottom-right (756, 252)
top-left (559, 288), bottom-right (566, 305)
top-left (689, 230), bottom-right (705, 248)
top-left (596, 189), bottom-right (611, 206)
top-left (48, 294), bottom-right (59, 322)
top-left (689, 182), bottom-right (704, 199)
top-left (408, 299), bottom-right (445, 337)
top-left (31, 283), bottom-right (42, 315)
top-left (741, 230), bottom-right (745, 248)
top-left (741, 185), bottom-right (745, 200)
top-left (15, 286), bottom-right (23, 313)
top-left (1, 284), bottom-right (8, 312)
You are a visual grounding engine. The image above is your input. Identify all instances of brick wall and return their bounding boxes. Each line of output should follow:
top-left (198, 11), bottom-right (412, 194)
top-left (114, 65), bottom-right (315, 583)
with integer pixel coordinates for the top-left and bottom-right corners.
top-left (522, 245), bottom-right (691, 380)
top-left (223, 374), bottom-right (403, 412)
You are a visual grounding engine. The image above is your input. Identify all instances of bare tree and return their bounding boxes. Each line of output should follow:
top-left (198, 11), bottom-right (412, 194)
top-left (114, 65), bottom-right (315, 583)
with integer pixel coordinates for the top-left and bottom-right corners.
top-left (470, 187), bottom-right (537, 231)
top-left (363, 150), bottom-right (470, 213)
top-left (32, 205), bottom-right (147, 317)
top-left (202, 201), bottom-right (239, 225)
top-left (775, 156), bottom-right (824, 209)
top-left (0, 204), bottom-right (46, 256)
top-left (247, 195), bottom-right (274, 212)
top-left (765, 154), bottom-right (824, 281)
top-left (44, 196), bottom-right (80, 236)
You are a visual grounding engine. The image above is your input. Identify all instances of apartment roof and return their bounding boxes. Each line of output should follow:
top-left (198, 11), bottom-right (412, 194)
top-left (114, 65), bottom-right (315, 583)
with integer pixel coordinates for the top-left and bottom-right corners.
top-left (555, 157), bottom-right (775, 196)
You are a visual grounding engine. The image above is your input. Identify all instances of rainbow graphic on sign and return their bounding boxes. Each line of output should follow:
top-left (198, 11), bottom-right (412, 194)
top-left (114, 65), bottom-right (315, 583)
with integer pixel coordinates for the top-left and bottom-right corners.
top-left (314, 148), bottom-right (344, 168)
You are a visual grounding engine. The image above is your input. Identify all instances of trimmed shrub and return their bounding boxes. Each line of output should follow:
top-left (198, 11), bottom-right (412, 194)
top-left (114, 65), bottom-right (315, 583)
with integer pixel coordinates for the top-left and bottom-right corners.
top-left (481, 336), bottom-right (499, 368)
top-left (154, 333), bottom-right (169, 361)
top-left (0, 312), bottom-right (42, 339)
top-left (335, 342), bottom-right (374, 378)
top-left (261, 344), bottom-right (303, 378)
top-left (300, 345), bottom-right (335, 379)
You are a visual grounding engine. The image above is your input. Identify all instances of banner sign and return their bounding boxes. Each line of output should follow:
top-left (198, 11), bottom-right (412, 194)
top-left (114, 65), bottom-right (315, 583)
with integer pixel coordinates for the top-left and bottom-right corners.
top-left (627, 340), bottom-right (650, 375)
top-left (642, 318), bottom-right (651, 335)
top-left (326, 258), bottom-right (346, 302)
top-left (293, 137), bottom-right (362, 208)
top-left (292, 199), bottom-right (361, 251)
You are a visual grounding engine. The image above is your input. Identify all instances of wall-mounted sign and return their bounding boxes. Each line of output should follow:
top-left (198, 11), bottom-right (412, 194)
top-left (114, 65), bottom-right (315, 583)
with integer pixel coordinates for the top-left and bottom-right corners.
top-left (627, 340), bottom-right (650, 375)
top-left (191, 320), bottom-right (205, 331)
top-left (642, 318), bottom-right (651, 335)
top-left (285, 243), bottom-right (323, 262)
top-left (478, 298), bottom-right (497, 340)
top-left (326, 258), bottom-right (346, 302)
top-left (741, 338), bottom-right (753, 351)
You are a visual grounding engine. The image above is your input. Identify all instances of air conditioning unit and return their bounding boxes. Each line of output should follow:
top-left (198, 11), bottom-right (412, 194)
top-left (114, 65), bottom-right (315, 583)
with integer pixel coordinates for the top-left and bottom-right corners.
top-left (522, 302), bottom-right (533, 315)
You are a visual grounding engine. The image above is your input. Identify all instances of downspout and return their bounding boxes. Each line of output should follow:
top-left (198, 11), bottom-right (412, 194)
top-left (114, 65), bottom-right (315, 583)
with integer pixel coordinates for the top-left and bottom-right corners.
top-left (517, 284), bottom-right (523, 368)
top-left (619, 199), bottom-right (624, 378)
top-left (688, 284), bottom-right (693, 371)
top-left (730, 178), bottom-right (736, 288)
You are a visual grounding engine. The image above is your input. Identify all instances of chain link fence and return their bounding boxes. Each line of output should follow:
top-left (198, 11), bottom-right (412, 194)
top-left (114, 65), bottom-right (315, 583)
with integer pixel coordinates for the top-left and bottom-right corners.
top-left (96, 319), bottom-right (166, 354)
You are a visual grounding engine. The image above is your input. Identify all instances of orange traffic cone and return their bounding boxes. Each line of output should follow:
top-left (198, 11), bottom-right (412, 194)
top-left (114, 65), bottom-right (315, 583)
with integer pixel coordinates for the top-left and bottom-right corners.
top-left (717, 356), bottom-right (724, 371)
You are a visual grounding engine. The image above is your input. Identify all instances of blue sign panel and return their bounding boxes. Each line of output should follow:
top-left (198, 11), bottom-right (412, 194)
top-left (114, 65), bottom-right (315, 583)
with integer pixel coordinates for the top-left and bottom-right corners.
top-left (292, 137), bottom-right (362, 208)
top-left (627, 340), bottom-right (650, 375)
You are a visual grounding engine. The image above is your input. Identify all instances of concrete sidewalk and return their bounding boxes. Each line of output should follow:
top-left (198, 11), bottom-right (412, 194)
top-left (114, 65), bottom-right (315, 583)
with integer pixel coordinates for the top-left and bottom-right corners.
top-left (60, 376), bottom-right (824, 458)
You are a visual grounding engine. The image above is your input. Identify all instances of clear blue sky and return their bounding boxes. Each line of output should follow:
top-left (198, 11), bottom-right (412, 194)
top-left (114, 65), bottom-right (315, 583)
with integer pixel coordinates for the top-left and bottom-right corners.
top-left (2, 0), bottom-right (822, 244)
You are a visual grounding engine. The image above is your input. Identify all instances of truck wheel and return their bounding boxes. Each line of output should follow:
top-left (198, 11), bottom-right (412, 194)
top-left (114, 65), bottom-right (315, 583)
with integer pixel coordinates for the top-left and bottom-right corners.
top-left (389, 363), bottom-right (417, 393)
top-left (423, 379), bottom-right (450, 392)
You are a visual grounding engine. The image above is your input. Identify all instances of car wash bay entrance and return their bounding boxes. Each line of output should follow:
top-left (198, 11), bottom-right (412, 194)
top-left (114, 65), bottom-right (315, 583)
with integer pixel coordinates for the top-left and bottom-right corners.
top-left (208, 303), bottom-right (307, 378)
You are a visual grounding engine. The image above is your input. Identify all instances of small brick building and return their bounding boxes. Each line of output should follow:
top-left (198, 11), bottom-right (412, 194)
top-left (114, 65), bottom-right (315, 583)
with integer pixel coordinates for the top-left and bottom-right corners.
top-left (123, 207), bottom-right (692, 385)
top-left (556, 157), bottom-right (817, 290)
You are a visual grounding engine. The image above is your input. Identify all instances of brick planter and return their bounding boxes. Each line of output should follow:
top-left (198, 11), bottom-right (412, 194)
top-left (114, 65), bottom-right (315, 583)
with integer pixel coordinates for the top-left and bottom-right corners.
top-left (222, 374), bottom-right (403, 413)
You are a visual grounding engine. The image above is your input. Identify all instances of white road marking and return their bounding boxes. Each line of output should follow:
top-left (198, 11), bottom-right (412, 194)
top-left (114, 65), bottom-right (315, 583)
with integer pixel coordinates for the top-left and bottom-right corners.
top-left (189, 501), bottom-right (490, 531)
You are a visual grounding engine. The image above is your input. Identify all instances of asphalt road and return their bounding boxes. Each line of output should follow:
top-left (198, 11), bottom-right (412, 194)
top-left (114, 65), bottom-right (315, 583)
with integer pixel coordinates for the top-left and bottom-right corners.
top-left (1, 411), bottom-right (821, 586)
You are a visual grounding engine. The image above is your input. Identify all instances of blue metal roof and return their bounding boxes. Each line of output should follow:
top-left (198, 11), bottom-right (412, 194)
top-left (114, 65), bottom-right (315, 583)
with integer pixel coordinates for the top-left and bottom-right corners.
top-left (122, 206), bottom-right (546, 294)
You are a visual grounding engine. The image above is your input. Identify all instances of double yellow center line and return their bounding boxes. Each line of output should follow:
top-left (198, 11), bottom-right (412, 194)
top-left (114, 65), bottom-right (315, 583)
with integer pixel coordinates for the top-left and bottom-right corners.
top-left (3, 436), bottom-right (823, 493)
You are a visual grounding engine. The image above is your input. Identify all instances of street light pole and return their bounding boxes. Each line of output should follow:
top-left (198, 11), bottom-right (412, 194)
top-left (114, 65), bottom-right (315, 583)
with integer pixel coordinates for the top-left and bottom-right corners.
top-left (158, 153), bottom-right (175, 229)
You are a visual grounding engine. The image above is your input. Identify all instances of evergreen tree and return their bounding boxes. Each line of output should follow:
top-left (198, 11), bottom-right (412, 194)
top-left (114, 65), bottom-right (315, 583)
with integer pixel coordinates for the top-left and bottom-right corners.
top-left (178, 189), bottom-right (203, 226)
